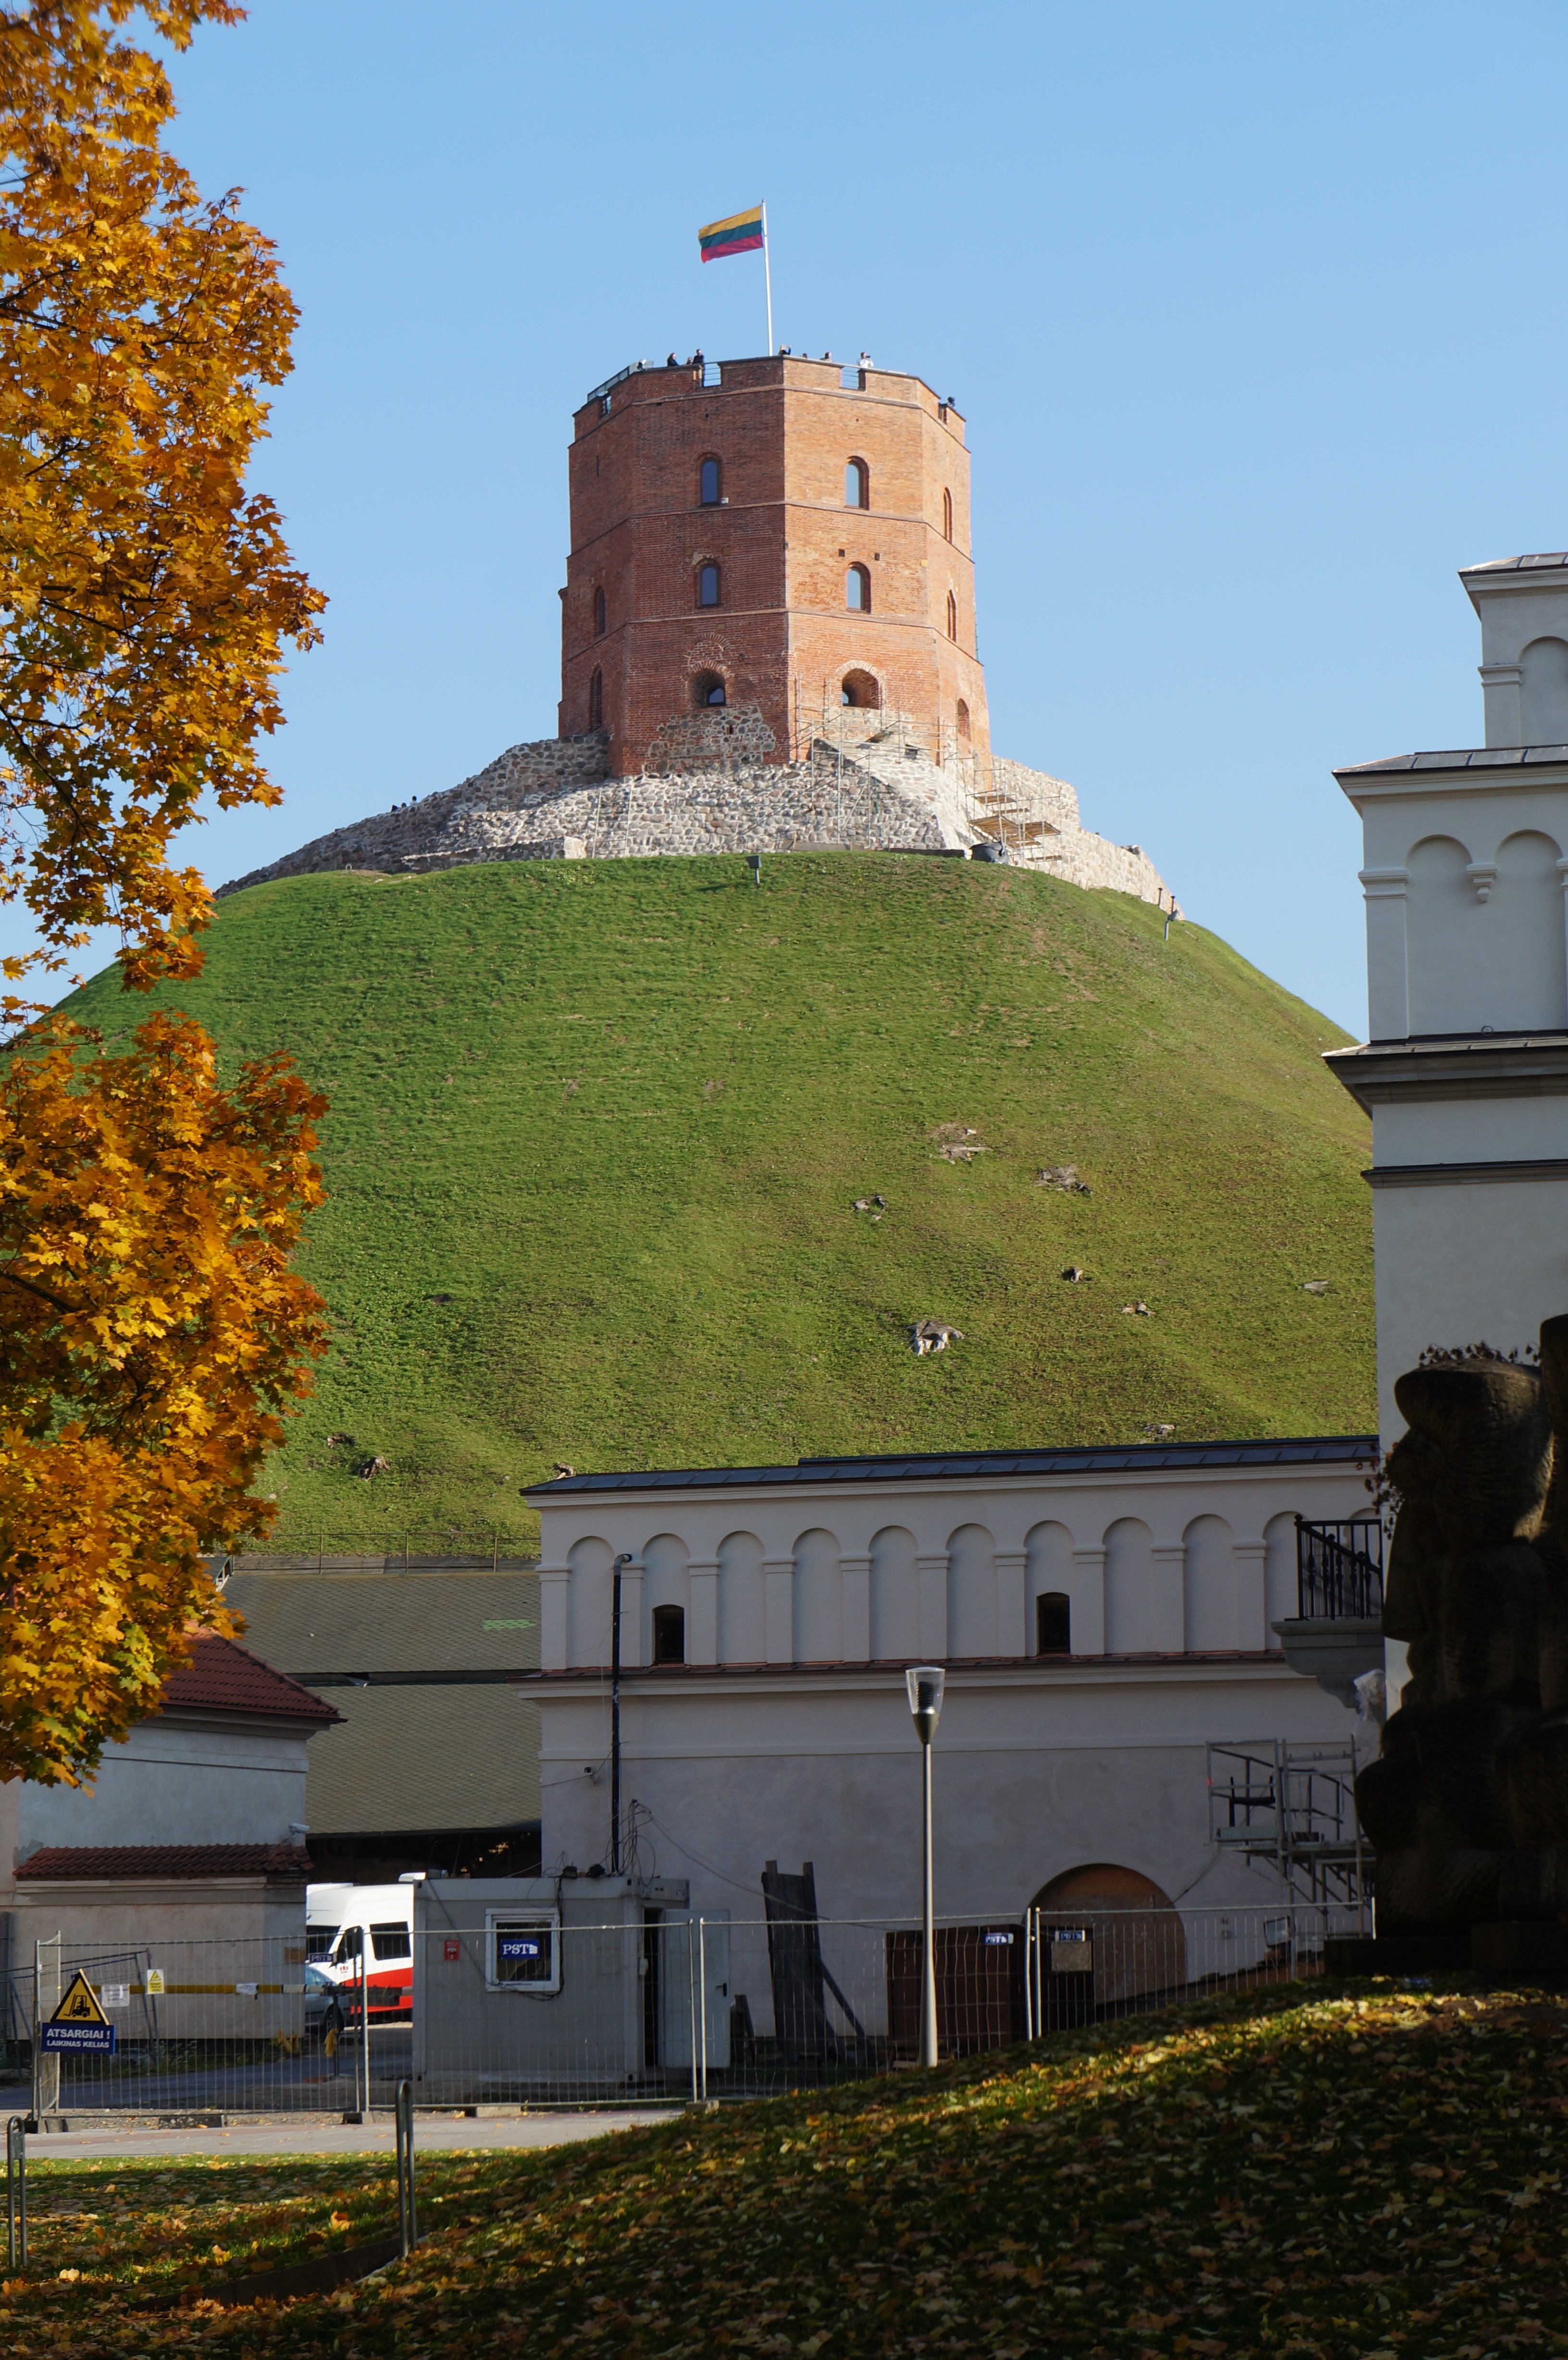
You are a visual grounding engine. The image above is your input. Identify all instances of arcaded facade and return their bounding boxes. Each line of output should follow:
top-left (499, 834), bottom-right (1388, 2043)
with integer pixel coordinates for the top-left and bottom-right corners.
top-left (558, 353), bottom-right (992, 777)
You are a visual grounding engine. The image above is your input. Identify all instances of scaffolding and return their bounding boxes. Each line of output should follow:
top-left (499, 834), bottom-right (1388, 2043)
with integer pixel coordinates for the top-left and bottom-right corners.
top-left (1207, 1738), bottom-right (1371, 1931)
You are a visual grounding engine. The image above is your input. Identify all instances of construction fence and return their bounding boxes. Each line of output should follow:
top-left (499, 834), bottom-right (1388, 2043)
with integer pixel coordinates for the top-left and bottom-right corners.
top-left (0, 1898), bottom-right (1368, 2120)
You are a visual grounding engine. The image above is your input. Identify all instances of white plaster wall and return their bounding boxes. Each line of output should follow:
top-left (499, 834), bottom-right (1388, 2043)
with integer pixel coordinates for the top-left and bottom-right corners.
top-left (1373, 1094), bottom-right (1568, 1164)
top-left (1371, 1175), bottom-right (1568, 1442)
top-left (537, 1459), bottom-right (1372, 1677)
top-left (535, 1659), bottom-right (1350, 1932)
top-left (9, 1723), bottom-right (309, 1865)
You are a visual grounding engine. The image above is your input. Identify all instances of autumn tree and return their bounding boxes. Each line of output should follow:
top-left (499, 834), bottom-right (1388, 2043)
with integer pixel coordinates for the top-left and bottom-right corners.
top-left (0, 3), bottom-right (329, 1779)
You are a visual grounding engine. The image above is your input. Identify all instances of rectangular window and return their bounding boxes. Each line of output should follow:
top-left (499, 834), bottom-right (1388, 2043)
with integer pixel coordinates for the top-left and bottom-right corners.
top-left (370, 1922), bottom-right (412, 1961)
top-left (486, 1909), bottom-right (562, 1994)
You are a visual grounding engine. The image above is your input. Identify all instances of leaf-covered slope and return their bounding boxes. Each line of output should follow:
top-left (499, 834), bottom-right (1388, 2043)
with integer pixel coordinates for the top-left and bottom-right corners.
top-left (63, 852), bottom-right (1374, 1549)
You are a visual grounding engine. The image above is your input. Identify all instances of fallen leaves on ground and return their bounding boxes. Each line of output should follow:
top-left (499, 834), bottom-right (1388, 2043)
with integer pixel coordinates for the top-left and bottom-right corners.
top-left (3, 1979), bottom-right (1566, 2354)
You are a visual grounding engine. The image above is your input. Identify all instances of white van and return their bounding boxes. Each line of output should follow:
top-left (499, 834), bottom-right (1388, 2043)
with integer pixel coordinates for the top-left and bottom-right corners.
top-left (306, 1881), bottom-right (416, 2026)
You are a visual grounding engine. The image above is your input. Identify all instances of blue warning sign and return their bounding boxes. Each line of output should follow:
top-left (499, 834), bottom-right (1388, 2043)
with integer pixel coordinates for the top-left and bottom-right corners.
top-left (41, 2021), bottom-right (115, 2055)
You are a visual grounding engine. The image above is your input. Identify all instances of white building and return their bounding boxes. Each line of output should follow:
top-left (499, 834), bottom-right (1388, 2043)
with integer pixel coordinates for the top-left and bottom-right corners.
top-left (523, 1438), bottom-right (1373, 1939)
top-left (1330, 552), bottom-right (1568, 1444)
top-left (0, 1633), bottom-right (339, 1964)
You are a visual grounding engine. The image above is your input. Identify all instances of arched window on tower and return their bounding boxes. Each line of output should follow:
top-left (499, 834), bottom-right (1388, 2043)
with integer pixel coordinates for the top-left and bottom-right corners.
top-left (698, 563), bottom-right (721, 608)
top-left (946, 590), bottom-right (958, 641)
top-left (699, 456), bottom-right (722, 506)
top-left (943, 487), bottom-right (953, 541)
top-left (841, 669), bottom-right (880, 709)
top-left (592, 585), bottom-right (606, 637)
top-left (956, 697), bottom-right (970, 742)
top-left (845, 458), bottom-right (869, 509)
top-left (588, 667), bottom-right (603, 728)
top-left (846, 564), bottom-right (870, 613)
top-left (692, 670), bottom-right (726, 708)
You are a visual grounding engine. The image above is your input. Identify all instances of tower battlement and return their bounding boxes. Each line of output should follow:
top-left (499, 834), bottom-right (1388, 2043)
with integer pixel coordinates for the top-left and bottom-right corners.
top-left (560, 351), bottom-right (989, 778)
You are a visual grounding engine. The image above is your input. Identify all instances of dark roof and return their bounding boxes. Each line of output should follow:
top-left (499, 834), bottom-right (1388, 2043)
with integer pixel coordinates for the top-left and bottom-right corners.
top-left (527, 1435), bottom-right (1375, 1499)
top-left (17, 1842), bottom-right (312, 1884)
top-left (1461, 553), bottom-right (1568, 576)
top-left (1337, 745), bottom-right (1568, 777)
top-left (223, 1569), bottom-right (539, 1682)
top-left (303, 1685), bottom-right (540, 1837)
top-left (162, 1633), bottom-right (340, 1726)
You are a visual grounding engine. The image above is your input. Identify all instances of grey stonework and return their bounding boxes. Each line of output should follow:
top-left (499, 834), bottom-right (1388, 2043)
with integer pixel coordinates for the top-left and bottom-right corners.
top-left (217, 725), bottom-right (1178, 914)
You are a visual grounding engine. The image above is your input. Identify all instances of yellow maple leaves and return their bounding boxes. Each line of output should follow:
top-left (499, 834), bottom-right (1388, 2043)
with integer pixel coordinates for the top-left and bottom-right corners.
top-left (0, 1011), bottom-right (327, 1781)
top-left (0, 0), bottom-right (325, 1018)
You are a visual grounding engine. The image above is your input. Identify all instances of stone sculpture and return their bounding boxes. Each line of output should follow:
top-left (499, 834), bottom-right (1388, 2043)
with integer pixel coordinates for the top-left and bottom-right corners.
top-left (1356, 1315), bottom-right (1568, 1932)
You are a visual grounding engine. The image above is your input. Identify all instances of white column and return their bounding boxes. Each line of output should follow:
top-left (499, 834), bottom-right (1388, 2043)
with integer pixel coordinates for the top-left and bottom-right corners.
top-left (687, 1561), bottom-right (719, 1665)
top-left (539, 1566), bottom-right (570, 1671)
top-left (917, 1552), bottom-right (949, 1660)
top-left (1070, 1547), bottom-right (1105, 1655)
top-left (763, 1558), bottom-right (794, 1664)
top-left (840, 1555), bottom-right (871, 1662)
top-left (618, 1563), bottom-right (645, 1669)
top-left (1233, 1541), bottom-right (1267, 1652)
top-left (1152, 1545), bottom-right (1186, 1653)
top-left (1360, 868), bottom-right (1409, 1041)
top-left (995, 1550), bottom-right (1028, 1657)
top-left (1480, 661), bottom-right (1523, 750)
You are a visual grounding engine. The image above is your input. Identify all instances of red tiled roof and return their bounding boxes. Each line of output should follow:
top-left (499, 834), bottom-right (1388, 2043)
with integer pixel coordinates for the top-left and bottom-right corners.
top-left (16, 1842), bottom-right (313, 1883)
top-left (161, 1633), bottom-right (340, 1726)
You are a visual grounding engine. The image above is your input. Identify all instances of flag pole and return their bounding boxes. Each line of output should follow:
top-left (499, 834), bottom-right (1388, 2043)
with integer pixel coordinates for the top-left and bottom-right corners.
top-left (762, 200), bottom-right (773, 356)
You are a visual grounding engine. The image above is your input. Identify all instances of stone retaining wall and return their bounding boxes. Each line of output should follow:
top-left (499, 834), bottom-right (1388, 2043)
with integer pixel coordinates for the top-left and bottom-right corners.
top-left (219, 728), bottom-right (1178, 914)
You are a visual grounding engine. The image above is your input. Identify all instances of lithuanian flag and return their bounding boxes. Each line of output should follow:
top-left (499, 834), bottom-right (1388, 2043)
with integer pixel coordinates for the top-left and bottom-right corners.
top-left (699, 204), bottom-right (765, 263)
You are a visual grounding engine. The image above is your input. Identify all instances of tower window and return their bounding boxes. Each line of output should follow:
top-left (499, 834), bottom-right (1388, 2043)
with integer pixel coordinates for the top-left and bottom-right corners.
top-left (846, 564), bottom-right (870, 613)
top-left (943, 487), bottom-right (953, 542)
top-left (692, 670), bottom-right (726, 708)
top-left (1036, 1592), bottom-right (1071, 1656)
top-left (698, 563), bottom-right (721, 608)
top-left (652, 1604), bottom-right (686, 1665)
top-left (592, 585), bottom-right (606, 637)
top-left (588, 666), bottom-right (603, 728)
top-left (699, 456), bottom-right (722, 506)
top-left (841, 668), bottom-right (880, 709)
top-left (956, 697), bottom-right (970, 742)
top-left (946, 590), bottom-right (958, 641)
top-left (845, 457), bottom-right (869, 509)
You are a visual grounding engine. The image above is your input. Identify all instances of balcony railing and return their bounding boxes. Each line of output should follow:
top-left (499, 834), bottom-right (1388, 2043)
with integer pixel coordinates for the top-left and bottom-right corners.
top-left (1295, 1516), bottom-right (1384, 1621)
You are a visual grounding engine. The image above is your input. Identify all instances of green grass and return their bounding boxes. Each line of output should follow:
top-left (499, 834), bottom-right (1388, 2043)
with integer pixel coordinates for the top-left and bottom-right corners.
top-left (62, 852), bottom-right (1375, 1551)
top-left (7, 1980), bottom-right (1566, 2353)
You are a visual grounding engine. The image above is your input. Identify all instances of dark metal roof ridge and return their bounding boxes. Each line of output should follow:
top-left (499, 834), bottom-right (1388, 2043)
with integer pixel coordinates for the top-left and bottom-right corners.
top-left (1325, 1032), bottom-right (1568, 1059)
top-left (1335, 745), bottom-right (1568, 777)
top-left (516, 1647), bottom-right (1296, 1681)
top-left (526, 1434), bottom-right (1376, 1498)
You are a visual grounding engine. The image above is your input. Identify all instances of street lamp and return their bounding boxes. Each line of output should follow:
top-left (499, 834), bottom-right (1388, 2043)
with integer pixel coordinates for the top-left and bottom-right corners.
top-left (906, 1664), bottom-right (945, 2067)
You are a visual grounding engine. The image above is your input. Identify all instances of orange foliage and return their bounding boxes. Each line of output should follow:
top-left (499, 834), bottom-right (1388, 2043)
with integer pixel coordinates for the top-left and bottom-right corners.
top-left (0, 1012), bottom-right (327, 1782)
top-left (0, 0), bottom-right (325, 1018)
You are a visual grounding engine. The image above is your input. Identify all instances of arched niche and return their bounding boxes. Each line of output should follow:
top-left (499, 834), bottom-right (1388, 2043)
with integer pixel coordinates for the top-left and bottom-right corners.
top-left (716, 1531), bottom-right (764, 1664)
top-left (1030, 1862), bottom-right (1187, 2006)
top-left (1491, 830), bottom-right (1568, 1030)
top-left (947, 1523), bottom-right (998, 1658)
top-left (1183, 1514), bottom-right (1235, 1652)
top-left (1026, 1522), bottom-right (1074, 1654)
top-left (567, 1536), bottom-right (614, 1668)
top-left (641, 1533), bottom-right (689, 1662)
top-left (1405, 835), bottom-right (1482, 1033)
top-left (869, 1525), bottom-right (919, 1661)
top-left (792, 1528), bottom-right (842, 1663)
top-left (1520, 636), bottom-right (1568, 745)
top-left (1263, 1512), bottom-right (1297, 1647)
top-left (1102, 1518), bottom-right (1154, 1653)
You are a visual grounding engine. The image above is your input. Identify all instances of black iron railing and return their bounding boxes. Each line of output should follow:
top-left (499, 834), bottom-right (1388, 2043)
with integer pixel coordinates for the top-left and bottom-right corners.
top-left (1295, 1517), bottom-right (1384, 1620)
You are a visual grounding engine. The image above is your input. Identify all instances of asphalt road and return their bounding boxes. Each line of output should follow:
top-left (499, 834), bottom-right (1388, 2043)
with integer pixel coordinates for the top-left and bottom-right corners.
top-left (18, 2108), bottom-right (680, 2162)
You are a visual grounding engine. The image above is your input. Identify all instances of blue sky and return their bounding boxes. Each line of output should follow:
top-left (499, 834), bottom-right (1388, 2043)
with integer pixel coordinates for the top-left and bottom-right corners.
top-left (31, 0), bottom-right (1568, 1033)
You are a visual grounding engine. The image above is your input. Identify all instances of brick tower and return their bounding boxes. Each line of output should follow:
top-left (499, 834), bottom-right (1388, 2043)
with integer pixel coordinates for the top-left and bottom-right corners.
top-left (558, 354), bottom-right (991, 778)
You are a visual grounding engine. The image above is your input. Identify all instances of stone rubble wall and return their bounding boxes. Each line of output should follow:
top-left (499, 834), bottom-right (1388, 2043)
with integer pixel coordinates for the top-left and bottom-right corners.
top-left (218, 727), bottom-right (1178, 913)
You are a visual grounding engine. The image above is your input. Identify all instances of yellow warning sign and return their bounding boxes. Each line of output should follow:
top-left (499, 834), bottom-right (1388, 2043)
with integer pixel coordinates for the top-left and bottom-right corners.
top-left (51, 1970), bottom-right (109, 2027)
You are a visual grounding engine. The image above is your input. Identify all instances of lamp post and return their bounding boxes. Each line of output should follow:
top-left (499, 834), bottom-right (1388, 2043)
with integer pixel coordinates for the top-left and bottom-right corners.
top-left (906, 1665), bottom-right (945, 2067)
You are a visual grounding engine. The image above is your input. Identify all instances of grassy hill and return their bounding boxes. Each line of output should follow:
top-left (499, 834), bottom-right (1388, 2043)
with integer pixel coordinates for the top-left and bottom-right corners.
top-left (11, 1979), bottom-right (1562, 2351)
top-left (62, 852), bottom-right (1374, 1552)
